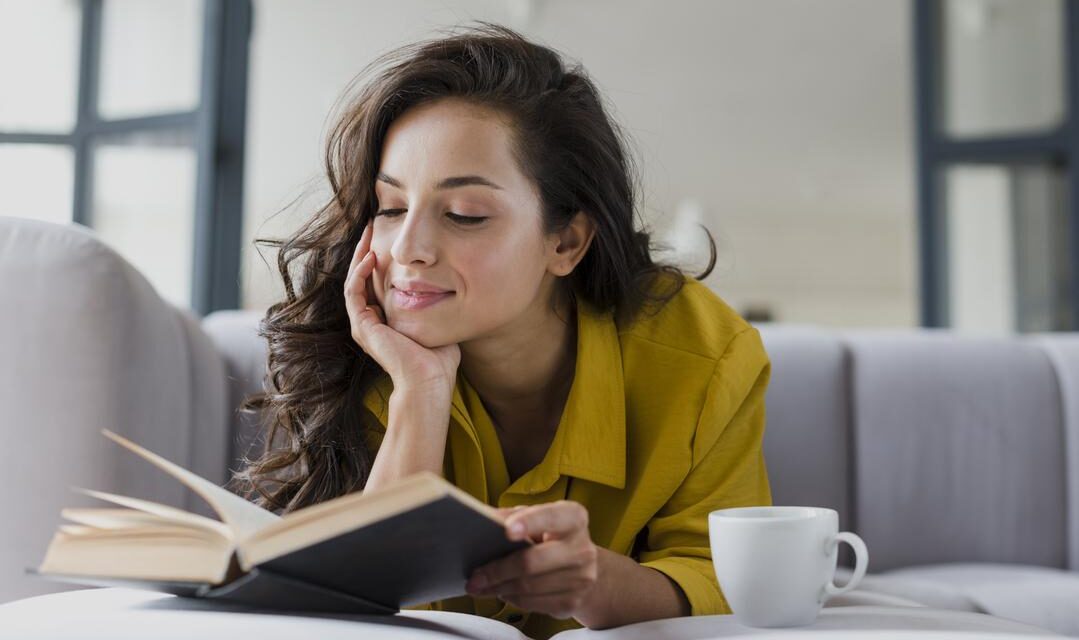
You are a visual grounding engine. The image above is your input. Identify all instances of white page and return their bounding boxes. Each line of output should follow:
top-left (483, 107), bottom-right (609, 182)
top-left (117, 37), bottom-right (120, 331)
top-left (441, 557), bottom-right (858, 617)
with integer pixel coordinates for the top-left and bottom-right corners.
top-left (102, 429), bottom-right (279, 540)
top-left (69, 489), bottom-right (232, 539)
top-left (396, 609), bottom-right (532, 640)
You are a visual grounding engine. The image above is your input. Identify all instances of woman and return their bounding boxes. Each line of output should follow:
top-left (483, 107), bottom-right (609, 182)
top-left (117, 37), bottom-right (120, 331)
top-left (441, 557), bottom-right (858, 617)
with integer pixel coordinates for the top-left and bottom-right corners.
top-left (234, 21), bottom-right (772, 639)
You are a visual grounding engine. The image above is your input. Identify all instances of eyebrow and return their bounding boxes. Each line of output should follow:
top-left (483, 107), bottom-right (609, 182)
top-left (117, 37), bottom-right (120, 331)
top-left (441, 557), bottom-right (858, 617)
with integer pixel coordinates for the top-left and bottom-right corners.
top-left (376, 172), bottom-right (504, 191)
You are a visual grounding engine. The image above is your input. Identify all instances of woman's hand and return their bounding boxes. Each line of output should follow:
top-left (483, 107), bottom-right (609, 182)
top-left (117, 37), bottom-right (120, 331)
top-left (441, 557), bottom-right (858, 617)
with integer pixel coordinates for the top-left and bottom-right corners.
top-left (344, 221), bottom-right (461, 389)
top-left (466, 501), bottom-right (600, 620)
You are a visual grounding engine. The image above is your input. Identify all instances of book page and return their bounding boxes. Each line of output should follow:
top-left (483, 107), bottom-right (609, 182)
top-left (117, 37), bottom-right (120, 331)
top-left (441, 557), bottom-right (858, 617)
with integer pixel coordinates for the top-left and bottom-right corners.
top-left (548, 615), bottom-right (720, 640)
top-left (395, 609), bottom-right (533, 640)
top-left (101, 429), bottom-right (279, 540)
top-left (62, 498), bottom-right (231, 539)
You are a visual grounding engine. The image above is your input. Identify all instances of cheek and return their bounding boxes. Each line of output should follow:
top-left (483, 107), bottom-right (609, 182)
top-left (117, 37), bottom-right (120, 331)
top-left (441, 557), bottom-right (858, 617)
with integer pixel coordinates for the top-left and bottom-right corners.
top-left (369, 241), bottom-right (390, 303)
top-left (466, 241), bottom-right (543, 304)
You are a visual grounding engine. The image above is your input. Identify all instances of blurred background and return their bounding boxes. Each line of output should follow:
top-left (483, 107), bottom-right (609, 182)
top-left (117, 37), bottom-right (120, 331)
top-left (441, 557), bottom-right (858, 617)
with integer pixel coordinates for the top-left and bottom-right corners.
top-left (1, 0), bottom-right (1073, 334)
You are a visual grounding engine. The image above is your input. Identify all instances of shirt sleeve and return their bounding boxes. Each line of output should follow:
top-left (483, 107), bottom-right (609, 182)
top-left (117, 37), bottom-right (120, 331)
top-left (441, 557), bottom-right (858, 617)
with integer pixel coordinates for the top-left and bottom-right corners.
top-left (637, 326), bottom-right (773, 616)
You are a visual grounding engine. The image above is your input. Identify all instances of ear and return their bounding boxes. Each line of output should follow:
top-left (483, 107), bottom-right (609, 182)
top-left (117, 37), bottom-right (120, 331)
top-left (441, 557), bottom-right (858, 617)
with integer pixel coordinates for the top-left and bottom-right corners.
top-left (546, 211), bottom-right (596, 277)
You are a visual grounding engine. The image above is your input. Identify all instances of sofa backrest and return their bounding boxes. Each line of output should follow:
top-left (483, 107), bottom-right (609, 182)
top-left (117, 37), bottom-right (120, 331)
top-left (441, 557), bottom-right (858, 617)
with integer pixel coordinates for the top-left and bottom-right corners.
top-left (759, 325), bottom-right (1075, 573)
top-left (200, 309), bottom-right (271, 484)
top-left (1024, 334), bottom-right (1079, 571)
top-left (844, 331), bottom-right (1066, 572)
top-left (0, 217), bottom-right (230, 603)
top-left (754, 326), bottom-right (853, 530)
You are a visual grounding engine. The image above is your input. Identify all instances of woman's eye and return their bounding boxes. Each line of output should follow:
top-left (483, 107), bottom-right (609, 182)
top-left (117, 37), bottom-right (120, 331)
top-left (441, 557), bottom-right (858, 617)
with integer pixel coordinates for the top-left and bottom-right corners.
top-left (375, 209), bottom-right (486, 226)
top-left (447, 212), bottom-right (488, 225)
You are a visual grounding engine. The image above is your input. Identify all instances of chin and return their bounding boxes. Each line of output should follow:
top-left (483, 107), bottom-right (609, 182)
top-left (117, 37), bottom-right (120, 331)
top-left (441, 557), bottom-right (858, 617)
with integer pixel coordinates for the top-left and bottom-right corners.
top-left (390, 318), bottom-right (451, 349)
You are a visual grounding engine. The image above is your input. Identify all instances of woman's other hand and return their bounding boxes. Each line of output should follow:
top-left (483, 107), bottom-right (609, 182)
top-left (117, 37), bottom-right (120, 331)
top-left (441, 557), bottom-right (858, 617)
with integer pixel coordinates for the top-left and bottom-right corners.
top-left (344, 221), bottom-right (461, 389)
top-left (466, 501), bottom-right (599, 620)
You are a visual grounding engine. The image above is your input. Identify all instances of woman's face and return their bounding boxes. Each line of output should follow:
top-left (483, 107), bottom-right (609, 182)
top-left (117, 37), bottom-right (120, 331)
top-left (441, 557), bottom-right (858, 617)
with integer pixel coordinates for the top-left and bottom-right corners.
top-left (369, 98), bottom-right (558, 348)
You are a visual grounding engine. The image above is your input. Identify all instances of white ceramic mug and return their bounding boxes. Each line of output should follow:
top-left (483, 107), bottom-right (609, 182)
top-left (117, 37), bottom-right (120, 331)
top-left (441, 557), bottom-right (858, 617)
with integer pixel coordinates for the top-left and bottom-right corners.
top-left (708, 506), bottom-right (869, 628)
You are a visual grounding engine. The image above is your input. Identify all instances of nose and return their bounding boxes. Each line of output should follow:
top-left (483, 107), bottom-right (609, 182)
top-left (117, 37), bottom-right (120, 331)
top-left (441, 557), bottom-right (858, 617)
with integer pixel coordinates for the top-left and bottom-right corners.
top-left (389, 207), bottom-right (438, 267)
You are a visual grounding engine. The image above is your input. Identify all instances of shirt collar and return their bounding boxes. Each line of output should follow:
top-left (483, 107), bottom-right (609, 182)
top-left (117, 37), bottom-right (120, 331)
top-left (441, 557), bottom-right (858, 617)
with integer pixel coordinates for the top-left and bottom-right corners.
top-left (474, 296), bottom-right (627, 494)
top-left (547, 296), bottom-right (627, 490)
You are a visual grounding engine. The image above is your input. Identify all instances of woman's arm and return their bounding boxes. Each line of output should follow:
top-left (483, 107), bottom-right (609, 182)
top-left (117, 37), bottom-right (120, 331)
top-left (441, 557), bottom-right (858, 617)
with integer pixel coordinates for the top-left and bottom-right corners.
top-left (575, 546), bottom-right (689, 628)
top-left (364, 381), bottom-right (454, 493)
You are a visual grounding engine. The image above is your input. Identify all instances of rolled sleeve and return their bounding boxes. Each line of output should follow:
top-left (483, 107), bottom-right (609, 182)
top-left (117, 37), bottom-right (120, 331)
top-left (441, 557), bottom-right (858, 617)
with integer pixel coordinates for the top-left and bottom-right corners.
top-left (638, 327), bottom-right (773, 616)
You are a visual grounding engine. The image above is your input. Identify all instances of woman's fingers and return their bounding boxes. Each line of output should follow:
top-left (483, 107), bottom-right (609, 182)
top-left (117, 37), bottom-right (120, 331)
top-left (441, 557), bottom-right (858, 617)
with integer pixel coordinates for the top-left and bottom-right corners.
top-left (469, 536), bottom-right (596, 593)
top-left (504, 500), bottom-right (589, 542)
top-left (346, 223), bottom-right (373, 284)
top-left (345, 252), bottom-right (374, 308)
top-left (481, 565), bottom-right (596, 599)
top-left (496, 589), bottom-right (588, 621)
top-left (494, 506), bottom-right (527, 518)
top-left (344, 223), bottom-right (391, 364)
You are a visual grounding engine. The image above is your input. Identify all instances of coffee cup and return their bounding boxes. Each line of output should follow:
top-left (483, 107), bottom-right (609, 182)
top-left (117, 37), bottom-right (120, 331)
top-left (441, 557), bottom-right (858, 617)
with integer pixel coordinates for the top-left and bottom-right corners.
top-left (708, 506), bottom-right (868, 628)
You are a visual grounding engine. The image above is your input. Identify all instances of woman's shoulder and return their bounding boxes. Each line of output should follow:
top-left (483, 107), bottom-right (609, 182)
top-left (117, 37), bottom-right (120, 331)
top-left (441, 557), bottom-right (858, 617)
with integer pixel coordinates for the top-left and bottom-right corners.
top-left (618, 275), bottom-right (764, 365)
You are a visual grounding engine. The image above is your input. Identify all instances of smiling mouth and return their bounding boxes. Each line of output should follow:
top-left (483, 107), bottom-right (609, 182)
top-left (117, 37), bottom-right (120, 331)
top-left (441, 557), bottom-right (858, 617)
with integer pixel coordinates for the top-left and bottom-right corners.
top-left (391, 288), bottom-right (455, 310)
top-left (397, 290), bottom-right (452, 297)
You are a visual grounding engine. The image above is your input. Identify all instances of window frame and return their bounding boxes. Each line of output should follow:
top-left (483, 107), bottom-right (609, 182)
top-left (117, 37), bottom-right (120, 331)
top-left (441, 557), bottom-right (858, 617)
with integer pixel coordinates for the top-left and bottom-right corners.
top-left (0, 0), bottom-right (252, 316)
top-left (913, 0), bottom-right (1079, 329)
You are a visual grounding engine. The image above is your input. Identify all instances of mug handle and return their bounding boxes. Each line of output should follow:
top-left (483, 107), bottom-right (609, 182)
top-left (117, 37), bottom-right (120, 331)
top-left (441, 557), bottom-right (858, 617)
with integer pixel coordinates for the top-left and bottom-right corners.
top-left (820, 531), bottom-right (869, 603)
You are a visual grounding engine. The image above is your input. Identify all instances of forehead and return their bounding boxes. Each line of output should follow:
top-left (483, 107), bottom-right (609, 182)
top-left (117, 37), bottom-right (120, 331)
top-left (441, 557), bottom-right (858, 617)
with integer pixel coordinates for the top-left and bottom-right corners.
top-left (377, 99), bottom-right (525, 191)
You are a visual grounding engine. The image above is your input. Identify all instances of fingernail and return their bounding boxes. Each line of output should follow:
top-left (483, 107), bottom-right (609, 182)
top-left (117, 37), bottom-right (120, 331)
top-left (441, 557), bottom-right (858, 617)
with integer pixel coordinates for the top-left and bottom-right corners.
top-left (510, 523), bottom-right (525, 538)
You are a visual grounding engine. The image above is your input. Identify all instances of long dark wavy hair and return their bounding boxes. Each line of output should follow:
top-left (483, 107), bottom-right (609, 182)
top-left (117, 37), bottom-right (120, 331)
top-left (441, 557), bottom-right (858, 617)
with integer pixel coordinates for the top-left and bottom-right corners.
top-left (231, 21), bottom-right (717, 515)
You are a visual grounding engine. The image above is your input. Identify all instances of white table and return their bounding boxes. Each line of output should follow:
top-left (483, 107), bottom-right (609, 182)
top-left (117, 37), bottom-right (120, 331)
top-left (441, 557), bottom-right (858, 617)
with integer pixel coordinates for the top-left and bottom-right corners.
top-left (0, 587), bottom-right (1060, 639)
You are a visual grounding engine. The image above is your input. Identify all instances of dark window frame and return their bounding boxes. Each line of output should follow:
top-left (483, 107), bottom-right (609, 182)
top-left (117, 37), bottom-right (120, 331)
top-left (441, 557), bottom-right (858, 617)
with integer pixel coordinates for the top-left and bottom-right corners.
top-left (0, 0), bottom-right (252, 316)
top-left (913, 0), bottom-right (1079, 329)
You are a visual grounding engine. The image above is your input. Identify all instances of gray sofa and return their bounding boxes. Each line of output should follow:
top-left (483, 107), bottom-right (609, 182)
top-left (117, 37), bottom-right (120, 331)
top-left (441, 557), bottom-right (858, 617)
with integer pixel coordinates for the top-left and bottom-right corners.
top-left (2, 216), bottom-right (1077, 636)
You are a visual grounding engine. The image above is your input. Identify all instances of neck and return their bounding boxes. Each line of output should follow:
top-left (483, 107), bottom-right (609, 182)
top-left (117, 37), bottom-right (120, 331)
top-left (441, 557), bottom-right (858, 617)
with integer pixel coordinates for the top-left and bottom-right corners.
top-left (458, 290), bottom-right (577, 434)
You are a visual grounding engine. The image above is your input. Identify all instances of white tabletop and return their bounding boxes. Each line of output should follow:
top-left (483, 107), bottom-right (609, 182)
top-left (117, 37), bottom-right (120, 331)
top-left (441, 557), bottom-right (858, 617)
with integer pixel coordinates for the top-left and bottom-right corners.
top-left (0, 587), bottom-right (1060, 639)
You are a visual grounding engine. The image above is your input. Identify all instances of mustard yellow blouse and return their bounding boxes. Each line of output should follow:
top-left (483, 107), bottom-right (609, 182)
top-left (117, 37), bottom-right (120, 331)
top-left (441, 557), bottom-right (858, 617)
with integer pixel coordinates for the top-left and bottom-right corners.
top-left (360, 278), bottom-right (772, 639)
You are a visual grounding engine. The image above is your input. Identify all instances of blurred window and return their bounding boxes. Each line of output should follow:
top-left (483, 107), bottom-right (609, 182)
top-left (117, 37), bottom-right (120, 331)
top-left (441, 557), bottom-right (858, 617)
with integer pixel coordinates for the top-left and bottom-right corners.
top-left (915, 0), bottom-right (1077, 331)
top-left (0, 0), bottom-right (250, 315)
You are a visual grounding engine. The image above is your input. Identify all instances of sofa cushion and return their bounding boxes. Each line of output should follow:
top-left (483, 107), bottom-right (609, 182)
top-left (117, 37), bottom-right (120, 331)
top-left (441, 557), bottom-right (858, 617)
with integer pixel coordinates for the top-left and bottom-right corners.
top-left (844, 331), bottom-right (1067, 572)
top-left (877, 563), bottom-right (1079, 637)
top-left (201, 309), bottom-right (269, 478)
top-left (834, 566), bottom-right (985, 614)
top-left (756, 325), bottom-right (852, 529)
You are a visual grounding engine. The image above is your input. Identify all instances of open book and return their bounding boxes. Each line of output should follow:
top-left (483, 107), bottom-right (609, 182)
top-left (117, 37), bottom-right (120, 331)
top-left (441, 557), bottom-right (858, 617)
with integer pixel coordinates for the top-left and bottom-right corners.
top-left (30, 429), bottom-right (530, 614)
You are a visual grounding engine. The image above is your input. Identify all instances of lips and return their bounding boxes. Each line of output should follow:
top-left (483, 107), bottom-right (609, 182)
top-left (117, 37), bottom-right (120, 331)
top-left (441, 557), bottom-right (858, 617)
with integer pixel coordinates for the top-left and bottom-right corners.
top-left (396, 290), bottom-right (446, 297)
top-left (392, 282), bottom-right (453, 294)
top-left (391, 288), bottom-right (454, 311)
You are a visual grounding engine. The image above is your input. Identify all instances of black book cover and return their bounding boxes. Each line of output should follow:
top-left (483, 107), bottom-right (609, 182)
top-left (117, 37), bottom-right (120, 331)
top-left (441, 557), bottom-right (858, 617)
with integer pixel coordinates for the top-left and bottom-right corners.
top-left (29, 493), bottom-right (529, 614)
top-left (257, 494), bottom-right (530, 608)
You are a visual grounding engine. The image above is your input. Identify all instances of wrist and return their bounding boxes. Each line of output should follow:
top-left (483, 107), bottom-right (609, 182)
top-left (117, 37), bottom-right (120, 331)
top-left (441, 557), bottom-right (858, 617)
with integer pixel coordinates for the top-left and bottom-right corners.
top-left (388, 382), bottom-right (454, 435)
top-left (392, 371), bottom-right (451, 397)
top-left (391, 378), bottom-right (454, 405)
top-left (573, 544), bottom-right (612, 628)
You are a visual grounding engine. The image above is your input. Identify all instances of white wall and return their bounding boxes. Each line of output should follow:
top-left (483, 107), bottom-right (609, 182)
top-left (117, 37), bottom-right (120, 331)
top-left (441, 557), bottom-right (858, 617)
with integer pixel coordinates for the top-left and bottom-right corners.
top-left (241, 0), bottom-right (918, 328)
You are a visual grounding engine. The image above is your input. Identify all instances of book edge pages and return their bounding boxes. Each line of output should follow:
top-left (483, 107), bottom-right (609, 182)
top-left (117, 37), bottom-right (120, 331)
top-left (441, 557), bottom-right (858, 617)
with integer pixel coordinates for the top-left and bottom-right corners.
top-left (238, 471), bottom-right (510, 570)
top-left (35, 527), bottom-right (235, 586)
top-left (67, 490), bottom-right (233, 539)
top-left (26, 567), bottom-right (214, 597)
top-left (100, 429), bottom-right (280, 540)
